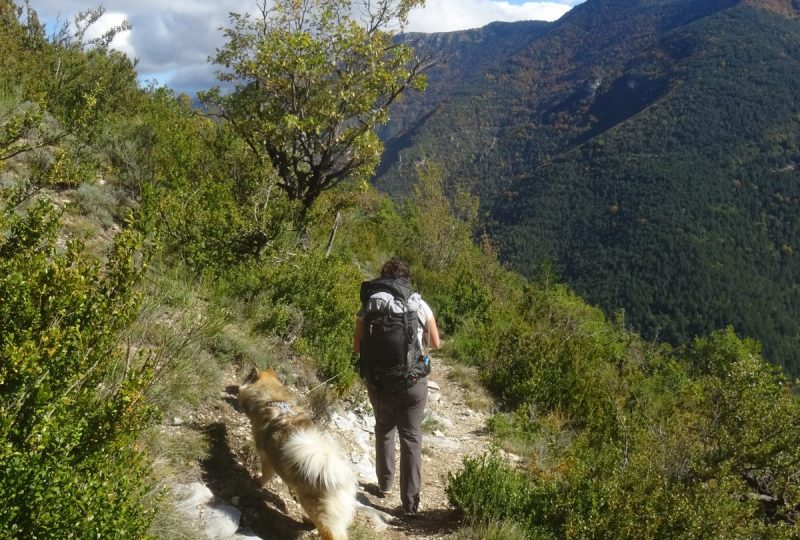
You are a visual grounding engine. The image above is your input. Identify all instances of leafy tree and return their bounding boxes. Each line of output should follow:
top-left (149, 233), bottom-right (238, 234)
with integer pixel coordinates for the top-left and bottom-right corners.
top-left (201, 0), bottom-right (431, 218)
top-left (403, 162), bottom-right (479, 272)
top-left (0, 1), bottom-right (137, 161)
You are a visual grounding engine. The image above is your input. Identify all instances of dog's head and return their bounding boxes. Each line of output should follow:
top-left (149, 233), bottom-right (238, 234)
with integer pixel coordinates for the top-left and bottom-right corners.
top-left (241, 366), bottom-right (278, 387)
top-left (238, 367), bottom-right (292, 413)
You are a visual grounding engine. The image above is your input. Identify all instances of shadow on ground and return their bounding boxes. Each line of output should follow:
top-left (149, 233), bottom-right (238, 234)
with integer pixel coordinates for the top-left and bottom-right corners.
top-left (399, 508), bottom-right (462, 537)
top-left (358, 481), bottom-right (462, 537)
top-left (198, 421), bottom-right (311, 539)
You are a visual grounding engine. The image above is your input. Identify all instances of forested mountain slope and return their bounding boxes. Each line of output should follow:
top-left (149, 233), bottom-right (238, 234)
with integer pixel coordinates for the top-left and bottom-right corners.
top-left (375, 0), bottom-right (800, 373)
top-left (375, 20), bottom-right (551, 145)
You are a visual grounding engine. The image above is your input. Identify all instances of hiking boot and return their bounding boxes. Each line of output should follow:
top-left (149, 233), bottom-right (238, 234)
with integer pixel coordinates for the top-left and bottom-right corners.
top-left (367, 484), bottom-right (392, 499)
top-left (402, 499), bottom-right (420, 517)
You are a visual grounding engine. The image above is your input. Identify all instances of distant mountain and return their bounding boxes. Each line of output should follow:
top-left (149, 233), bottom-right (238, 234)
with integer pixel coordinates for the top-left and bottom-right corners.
top-left (376, 0), bottom-right (800, 373)
top-left (377, 20), bottom-right (550, 143)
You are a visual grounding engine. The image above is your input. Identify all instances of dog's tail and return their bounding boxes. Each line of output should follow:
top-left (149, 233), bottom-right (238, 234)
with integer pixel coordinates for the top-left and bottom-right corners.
top-left (286, 429), bottom-right (356, 539)
top-left (284, 429), bottom-right (356, 491)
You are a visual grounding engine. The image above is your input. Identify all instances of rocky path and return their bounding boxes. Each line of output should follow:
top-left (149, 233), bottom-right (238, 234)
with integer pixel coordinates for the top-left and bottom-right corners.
top-left (166, 357), bottom-right (493, 539)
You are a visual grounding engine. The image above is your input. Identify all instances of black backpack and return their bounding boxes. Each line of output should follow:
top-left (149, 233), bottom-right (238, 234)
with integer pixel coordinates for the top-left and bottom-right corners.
top-left (359, 277), bottom-right (429, 391)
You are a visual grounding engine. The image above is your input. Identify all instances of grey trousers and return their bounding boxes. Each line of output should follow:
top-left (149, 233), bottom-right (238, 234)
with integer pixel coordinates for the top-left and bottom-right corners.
top-left (368, 378), bottom-right (428, 513)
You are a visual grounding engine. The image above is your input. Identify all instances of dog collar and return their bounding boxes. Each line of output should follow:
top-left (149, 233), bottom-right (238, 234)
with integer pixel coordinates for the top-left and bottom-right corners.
top-left (264, 400), bottom-right (293, 416)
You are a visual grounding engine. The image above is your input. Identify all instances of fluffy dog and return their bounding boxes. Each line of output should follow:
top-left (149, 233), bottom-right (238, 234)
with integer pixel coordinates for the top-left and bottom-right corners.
top-left (238, 367), bottom-right (356, 540)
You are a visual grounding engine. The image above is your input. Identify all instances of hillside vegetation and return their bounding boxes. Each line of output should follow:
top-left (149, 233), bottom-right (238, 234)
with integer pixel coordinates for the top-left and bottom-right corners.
top-left (1, 1), bottom-right (800, 539)
top-left (375, 0), bottom-right (800, 375)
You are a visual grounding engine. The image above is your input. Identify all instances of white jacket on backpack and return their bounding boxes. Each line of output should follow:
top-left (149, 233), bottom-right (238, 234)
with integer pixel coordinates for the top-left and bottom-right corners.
top-left (358, 292), bottom-right (435, 351)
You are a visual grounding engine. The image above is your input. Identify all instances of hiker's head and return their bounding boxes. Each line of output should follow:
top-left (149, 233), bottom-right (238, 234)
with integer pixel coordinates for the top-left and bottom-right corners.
top-left (380, 258), bottom-right (411, 280)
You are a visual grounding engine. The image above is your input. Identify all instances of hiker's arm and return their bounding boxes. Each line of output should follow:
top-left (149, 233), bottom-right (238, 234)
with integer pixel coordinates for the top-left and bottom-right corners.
top-left (425, 317), bottom-right (441, 349)
top-left (353, 317), bottom-right (363, 354)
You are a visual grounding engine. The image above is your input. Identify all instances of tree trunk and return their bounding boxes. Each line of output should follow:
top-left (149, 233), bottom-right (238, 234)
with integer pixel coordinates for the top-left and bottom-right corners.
top-left (325, 211), bottom-right (342, 258)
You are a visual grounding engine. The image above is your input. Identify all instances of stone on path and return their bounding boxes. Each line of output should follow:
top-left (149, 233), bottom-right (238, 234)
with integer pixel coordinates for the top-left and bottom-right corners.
top-left (232, 531), bottom-right (265, 540)
top-left (205, 504), bottom-right (242, 540)
top-left (174, 482), bottom-right (213, 517)
top-left (173, 483), bottom-right (245, 540)
top-left (353, 451), bottom-right (378, 482)
top-left (427, 380), bottom-right (443, 404)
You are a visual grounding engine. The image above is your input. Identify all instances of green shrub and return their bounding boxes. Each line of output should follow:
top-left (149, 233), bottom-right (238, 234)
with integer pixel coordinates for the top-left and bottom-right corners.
top-left (480, 283), bottom-right (632, 437)
top-left (262, 253), bottom-right (363, 392)
top-left (218, 252), bottom-right (363, 393)
top-left (447, 452), bottom-right (560, 539)
top-left (0, 192), bottom-right (157, 537)
top-left (451, 322), bottom-right (800, 539)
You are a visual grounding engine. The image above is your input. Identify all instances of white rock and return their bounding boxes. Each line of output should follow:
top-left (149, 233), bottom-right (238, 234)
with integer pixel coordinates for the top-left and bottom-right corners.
top-left (174, 482), bottom-right (213, 517)
top-left (331, 412), bottom-right (354, 431)
top-left (232, 531), bottom-right (264, 540)
top-left (433, 430), bottom-right (445, 438)
top-left (500, 450), bottom-right (523, 463)
top-left (427, 380), bottom-right (441, 391)
top-left (172, 416), bottom-right (184, 426)
top-left (205, 504), bottom-right (241, 540)
top-left (436, 416), bottom-right (455, 430)
top-left (425, 436), bottom-right (460, 451)
top-left (353, 430), bottom-right (371, 452)
top-left (361, 415), bottom-right (376, 430)
top-left (426, 410), bottom-right (454, 430)
top-left (354, 452), bottom-right (377, 482)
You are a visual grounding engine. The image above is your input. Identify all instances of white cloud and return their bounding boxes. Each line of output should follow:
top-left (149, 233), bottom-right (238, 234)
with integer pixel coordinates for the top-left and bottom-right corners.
top-left (82, 11), bottom-right (135, 58)
top-left (26, 0), bottom-right (583, 93)
top-left (407, 0), bottom-right (575, 33)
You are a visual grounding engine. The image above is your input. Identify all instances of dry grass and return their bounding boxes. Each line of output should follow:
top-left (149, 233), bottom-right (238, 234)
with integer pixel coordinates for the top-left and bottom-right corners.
top-left (446, 363), bottom-right (494, 413)
top-left (305, 384), bottom-right (336, 426)
top-left (147, 497), bottom-right (207, 540)
top-left (347, 520), bottom-right (384, 540)
top-left (142, 427), bottom-right (211, 540)
top-left (141, 426), bottom-right (210, 477)
top-left (444, 520), bottom-right (529, 540)
top-left (421, 410), bottom-right (444, 434)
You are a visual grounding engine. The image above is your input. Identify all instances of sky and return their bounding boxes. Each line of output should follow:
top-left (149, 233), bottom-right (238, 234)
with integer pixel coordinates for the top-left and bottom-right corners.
top-left (26, 0), bottom-right (585, 95)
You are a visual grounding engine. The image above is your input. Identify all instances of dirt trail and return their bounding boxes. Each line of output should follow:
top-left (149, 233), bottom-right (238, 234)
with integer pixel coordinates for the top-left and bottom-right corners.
top-left (188, 356), bottom-right (493, 539)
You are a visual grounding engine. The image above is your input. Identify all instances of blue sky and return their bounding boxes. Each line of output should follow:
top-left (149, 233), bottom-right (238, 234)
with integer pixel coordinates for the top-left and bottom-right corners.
top-left (28, 0), bottom-right (584, 94)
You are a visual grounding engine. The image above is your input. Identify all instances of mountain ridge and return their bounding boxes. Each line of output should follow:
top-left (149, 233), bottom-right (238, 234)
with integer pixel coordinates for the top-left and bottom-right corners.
top-left (376, 0), bottom-right (800, 373)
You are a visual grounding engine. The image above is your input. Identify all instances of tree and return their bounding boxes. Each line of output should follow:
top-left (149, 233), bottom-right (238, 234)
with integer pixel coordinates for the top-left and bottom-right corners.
top-left (201, 0), bottom-right (431, 218)
top-left (0, 2), bottom-right (136, 162)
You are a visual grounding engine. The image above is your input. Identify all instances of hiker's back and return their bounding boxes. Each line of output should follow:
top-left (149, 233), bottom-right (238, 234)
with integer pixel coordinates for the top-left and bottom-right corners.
top-left (359, 277), bottom-right (425, 391)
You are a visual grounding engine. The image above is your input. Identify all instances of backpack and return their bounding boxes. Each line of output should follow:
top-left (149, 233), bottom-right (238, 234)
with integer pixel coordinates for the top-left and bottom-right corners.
top-left (358, 277), bottom-right (430, 391)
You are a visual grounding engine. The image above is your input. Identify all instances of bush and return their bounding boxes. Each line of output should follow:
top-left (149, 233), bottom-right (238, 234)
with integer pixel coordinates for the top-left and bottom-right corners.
top-left (450, 321), bottom-right (800, 539)
top-left (0, 192), bottom-right (157, 538)
top-left (218, 251), bottom-right (363, 393)
top-left (447, 452), bottom-right (560, 539)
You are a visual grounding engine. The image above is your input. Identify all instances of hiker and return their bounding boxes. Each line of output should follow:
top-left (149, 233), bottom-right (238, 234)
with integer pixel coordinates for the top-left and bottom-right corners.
top-left (353, 258), bottom-right (441, 516)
